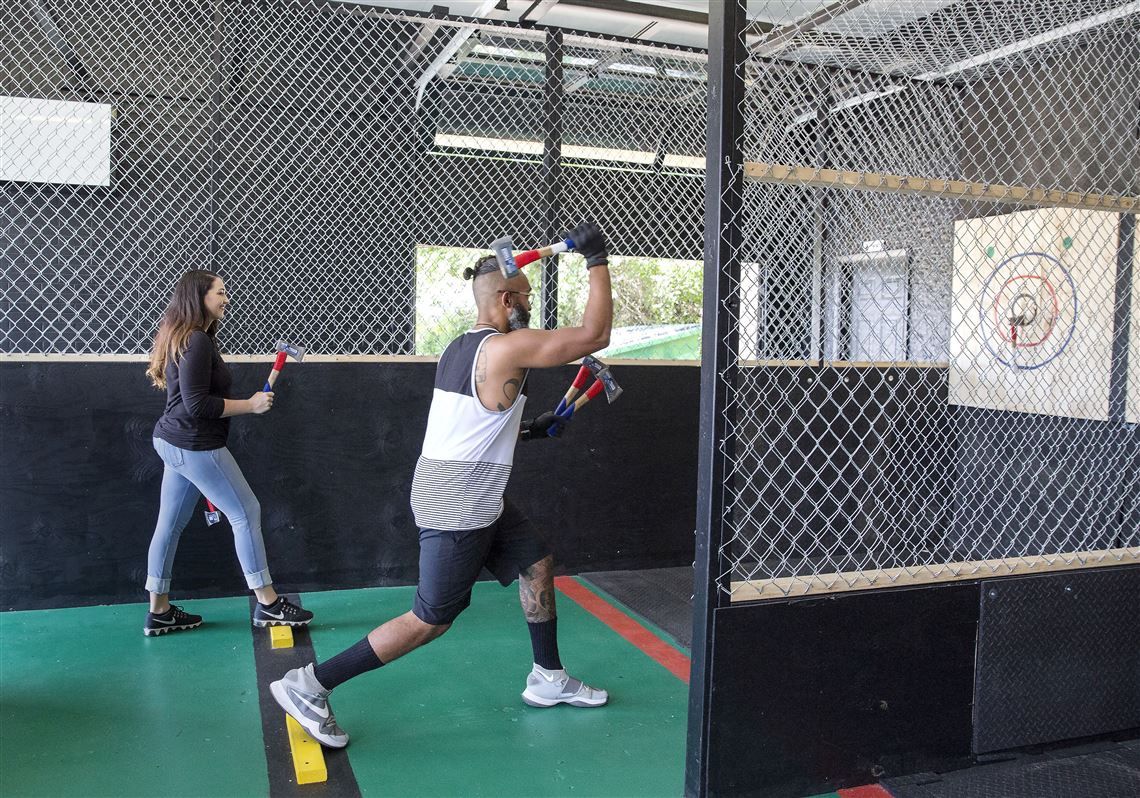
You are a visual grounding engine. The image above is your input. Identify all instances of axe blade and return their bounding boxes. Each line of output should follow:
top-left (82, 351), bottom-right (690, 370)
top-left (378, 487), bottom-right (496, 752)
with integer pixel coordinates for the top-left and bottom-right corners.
top-left (596, 367), bottom-right (622, 403)
top-left (490, 236), bottom-right (519, 279)
top-left (581, 354), bottom-right (621, 403)
top-left (582, 354), bottom-right (605, 375)
top-left (276, 340), bottom-right (306, 363)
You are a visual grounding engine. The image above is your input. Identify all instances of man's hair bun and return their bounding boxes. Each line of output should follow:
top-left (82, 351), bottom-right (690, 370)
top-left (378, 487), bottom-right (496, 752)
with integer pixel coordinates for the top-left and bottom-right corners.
top-left (464, 255), bottom-right (501, 280)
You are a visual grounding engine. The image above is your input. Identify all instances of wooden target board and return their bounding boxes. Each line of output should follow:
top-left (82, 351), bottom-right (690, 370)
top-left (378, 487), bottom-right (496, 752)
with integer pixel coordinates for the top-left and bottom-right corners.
top-left (950, 208), bottom-right (1120, 421)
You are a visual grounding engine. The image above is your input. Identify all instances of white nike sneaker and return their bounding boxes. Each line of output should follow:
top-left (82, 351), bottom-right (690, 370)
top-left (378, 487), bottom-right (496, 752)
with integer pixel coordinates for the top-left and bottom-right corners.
top-left (270, 664), bottom-right (349, 748)
top-left (521, 664), bottom-right (609, 708)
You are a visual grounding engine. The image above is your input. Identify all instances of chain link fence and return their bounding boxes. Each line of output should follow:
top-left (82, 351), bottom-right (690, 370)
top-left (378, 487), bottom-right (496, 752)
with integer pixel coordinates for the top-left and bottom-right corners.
top-left (2, 0), bottom-right (707, 356)
top-left (717, 0), bottom-right (1139, 599)
top-left (5, 0), bottom-right (1139, 596)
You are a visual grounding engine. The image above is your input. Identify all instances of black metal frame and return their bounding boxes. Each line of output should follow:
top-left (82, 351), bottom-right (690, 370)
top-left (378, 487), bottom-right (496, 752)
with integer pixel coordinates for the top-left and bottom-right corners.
top-left (541, 28), bottom-right (565, 330)
top-left (685, 1), bottom-right (746, 795)
top-left (1109, 213), bottom-right (1136, 423)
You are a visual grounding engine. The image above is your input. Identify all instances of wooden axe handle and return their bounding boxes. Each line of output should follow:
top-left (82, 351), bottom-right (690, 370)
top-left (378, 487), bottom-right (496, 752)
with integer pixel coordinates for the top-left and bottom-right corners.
top-left (572, 379), bottom-right (605, 411)
top-left (561, 364), bottom-right (591, 406)
top-left (264, 351), bottom-right (288, 391)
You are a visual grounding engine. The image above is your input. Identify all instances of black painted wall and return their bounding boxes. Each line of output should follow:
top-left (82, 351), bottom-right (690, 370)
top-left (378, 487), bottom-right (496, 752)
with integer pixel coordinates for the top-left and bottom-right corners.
top-left (0, 360), bottom-right (699, 610)
top-left (704, 565), bottom-right (1140, 798)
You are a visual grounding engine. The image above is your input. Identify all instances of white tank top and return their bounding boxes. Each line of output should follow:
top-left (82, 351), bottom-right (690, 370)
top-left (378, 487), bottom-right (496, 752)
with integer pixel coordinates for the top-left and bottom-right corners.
top-left (410, 329), bottom-right (528, 530)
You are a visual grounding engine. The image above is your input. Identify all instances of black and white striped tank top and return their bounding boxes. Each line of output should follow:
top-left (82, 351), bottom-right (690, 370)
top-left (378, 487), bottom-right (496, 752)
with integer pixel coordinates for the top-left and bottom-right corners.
top-left (410, 329), bottom-right (528, 530)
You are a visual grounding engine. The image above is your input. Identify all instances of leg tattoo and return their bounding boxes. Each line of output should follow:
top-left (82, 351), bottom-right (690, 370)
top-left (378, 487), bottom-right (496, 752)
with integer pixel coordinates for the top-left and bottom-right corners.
top-left (519, 555), bottom-right (556, 623)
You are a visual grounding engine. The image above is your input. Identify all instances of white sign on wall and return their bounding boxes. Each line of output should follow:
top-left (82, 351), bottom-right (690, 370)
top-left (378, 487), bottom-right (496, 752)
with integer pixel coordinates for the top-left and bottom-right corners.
top-left (949, 207), bottom-right (1120, 421)
top-left (1, 96), bottom-right (112, 186)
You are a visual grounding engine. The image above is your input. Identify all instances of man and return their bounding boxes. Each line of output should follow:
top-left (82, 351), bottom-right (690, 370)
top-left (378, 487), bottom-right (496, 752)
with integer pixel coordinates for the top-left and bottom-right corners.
top-left (270, 222), bottom-right (613, 747)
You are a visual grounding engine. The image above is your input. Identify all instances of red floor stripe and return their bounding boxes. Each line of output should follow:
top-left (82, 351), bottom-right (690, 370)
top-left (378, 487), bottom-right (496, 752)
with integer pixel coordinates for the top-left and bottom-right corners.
top-left (837, 785), bottom-right (894, 798)
top-left (554, 576), bottom-right (691, 684)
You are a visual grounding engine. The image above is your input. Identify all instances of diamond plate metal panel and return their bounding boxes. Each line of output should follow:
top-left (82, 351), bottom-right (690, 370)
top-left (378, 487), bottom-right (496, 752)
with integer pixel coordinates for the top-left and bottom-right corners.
top-left (973, 567), bottom-right (1140, 754)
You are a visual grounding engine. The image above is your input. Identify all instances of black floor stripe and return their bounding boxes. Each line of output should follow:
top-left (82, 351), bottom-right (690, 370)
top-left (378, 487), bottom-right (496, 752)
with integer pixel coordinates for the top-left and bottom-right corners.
top-left (249, 595), bottom-right (362, 798)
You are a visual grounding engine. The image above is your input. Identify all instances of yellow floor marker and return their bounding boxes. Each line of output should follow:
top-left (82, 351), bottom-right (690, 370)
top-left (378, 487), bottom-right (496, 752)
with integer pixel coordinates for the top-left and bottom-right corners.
top-left (284, 714), bottom-right (327, 785)
top-left (270, 625), bottom-right (294, 649)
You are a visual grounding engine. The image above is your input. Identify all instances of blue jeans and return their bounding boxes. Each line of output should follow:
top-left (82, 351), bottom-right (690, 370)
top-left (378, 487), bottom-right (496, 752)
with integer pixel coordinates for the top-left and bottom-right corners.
top-left (146, 437), bottom-right (272, 594)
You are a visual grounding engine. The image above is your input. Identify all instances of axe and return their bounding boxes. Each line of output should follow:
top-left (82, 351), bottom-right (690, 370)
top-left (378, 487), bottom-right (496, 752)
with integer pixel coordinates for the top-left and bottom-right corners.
top-left (203, 340), bottom-right (305, 524)
top-left (490, 233), bottom-right (580, 279)
top-left (264, 339), bottom-right (305, 392)
top-left (553, 355), bottom-right (622, 427)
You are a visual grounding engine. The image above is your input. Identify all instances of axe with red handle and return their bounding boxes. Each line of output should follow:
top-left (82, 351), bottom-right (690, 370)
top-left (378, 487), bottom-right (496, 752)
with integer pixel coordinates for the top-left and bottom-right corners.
top-left (202, 340), bottom-right (305, 525)
top-left (490, 235), bottom-right (578, 280)
top-left (264, 340), bottom-right (305, 391)
top-left (552, 355), bottom-right (622, 429)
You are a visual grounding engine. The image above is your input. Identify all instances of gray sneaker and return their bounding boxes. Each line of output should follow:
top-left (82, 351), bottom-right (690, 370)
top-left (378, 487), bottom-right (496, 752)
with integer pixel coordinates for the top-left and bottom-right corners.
top-left (521, 665), bottom-right (609, 708)
top-left (270, 664), bottom-right (349, 748)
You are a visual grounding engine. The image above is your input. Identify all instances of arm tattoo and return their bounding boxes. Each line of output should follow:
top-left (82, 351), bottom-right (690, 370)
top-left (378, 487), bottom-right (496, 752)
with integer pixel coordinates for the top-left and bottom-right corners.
top-left (496, 377), bottom-right (521, 412)
top-left (475, 349), bottom-right (487, 385)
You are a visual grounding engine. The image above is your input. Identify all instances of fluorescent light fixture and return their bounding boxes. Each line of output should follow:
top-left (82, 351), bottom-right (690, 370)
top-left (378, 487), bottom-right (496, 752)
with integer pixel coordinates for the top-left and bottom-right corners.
top-left (784, 108), bottom-right (819, 132)
top-left (784, 84), bottom-right (907, 132)
top-left (664, 68), bottom-right (705, 81)
top-left (472, 44), bottom-right (542, 61)
top-left (916, 1), bottom-right (1140, 79)
top-left (434, 133), bottom-right (656, 164)
top-left (830, 84), bottom-right (907, 113)
top-left (470, 45), bottom-right (595, 67)
top-left (435, 133), bottom-right (543, 156)
top-left (1, 96), bottom-right (112, 186)
top-left (610, 63), bottom-right (658, 76)
top-left (663, 153), bottom-right (705, 169)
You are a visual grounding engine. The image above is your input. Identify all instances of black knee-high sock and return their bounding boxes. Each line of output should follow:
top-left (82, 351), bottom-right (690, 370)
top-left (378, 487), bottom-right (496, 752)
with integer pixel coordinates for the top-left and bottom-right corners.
top-left (527, 618), bottom-right (562, 670)
top-left (313, 638), bottom-right (383, 691)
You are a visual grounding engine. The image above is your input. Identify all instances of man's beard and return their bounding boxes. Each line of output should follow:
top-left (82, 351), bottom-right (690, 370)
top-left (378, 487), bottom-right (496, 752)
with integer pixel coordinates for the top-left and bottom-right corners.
top-left (508, 305), bottom-right (531, 331)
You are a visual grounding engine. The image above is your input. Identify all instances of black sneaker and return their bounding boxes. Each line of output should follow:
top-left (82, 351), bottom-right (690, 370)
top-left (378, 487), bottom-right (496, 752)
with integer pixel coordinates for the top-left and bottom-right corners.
top-left (144, 605), bottom-right (203, 637)
top-left (252, 596), bottom-right (313, 628)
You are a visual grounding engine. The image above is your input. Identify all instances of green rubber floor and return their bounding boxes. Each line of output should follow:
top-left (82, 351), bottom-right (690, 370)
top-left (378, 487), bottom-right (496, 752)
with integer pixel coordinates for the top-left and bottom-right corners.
top-left (1, 580), bottom-right (688, 797)
top-left (303, 581), bottom-right (689, 797)
top-left (0, 596), bottom-right (268, 798)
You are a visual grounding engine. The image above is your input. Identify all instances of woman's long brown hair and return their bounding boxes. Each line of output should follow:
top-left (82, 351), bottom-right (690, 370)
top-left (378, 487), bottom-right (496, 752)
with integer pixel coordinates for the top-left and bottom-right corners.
top-left (146, 270), bottom-right (221, 389)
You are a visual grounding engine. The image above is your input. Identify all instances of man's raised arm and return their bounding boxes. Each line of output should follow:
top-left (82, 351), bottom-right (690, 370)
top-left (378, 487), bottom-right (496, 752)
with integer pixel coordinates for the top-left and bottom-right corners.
top-left (495, 222), bottom-right (613, 370)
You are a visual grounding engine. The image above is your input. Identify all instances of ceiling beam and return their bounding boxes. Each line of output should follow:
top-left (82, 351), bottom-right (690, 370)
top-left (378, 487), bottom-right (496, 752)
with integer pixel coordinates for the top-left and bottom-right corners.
top-left (915, 0), bottom-right (1140, 80)
top-left (436, 32), bottom-right (484, 79)
top-left (401, 5), bottom-right (449, 67)
top-left (331, 3), bottom-right (709, 61)
top-left (414, 0), bottom-right (500, 109)
top-left (750, 0), bottom-right (872, 57)
top-left (564, 49), bottom-right (626, 92)
top-left (557, 0), bottom-right (705, 26)
top-left (520, 0), bottom-right (560, 23)
top-left (559, 0), bottom-right (777, 35)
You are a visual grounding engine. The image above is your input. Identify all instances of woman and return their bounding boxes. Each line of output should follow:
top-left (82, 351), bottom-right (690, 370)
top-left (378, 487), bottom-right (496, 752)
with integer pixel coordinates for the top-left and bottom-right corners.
top-left (142, 269), bottom-right (312, 636)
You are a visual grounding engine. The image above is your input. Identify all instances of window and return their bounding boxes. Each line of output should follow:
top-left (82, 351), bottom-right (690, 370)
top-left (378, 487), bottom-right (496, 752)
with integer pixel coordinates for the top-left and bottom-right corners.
top-left (825, 243), bottom-right (911, 362)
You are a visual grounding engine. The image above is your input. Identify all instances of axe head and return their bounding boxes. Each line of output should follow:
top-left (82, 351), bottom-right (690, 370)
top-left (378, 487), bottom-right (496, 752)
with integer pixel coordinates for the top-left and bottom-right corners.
top-left (582, 355), bottom-right (622, 404)
top-left (490, 236), bottom-right (519, 279)
top-left (276, 340), bottom-right (306, 363)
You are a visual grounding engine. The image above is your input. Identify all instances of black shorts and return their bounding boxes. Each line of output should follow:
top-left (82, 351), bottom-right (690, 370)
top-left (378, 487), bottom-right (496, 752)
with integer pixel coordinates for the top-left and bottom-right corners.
top-left (412, 498), bottom-right (551, 626)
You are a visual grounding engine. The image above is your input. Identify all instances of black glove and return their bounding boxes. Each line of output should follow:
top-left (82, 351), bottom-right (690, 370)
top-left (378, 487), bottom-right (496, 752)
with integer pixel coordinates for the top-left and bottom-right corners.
top-left (520, 411), bottom-right (571, 441)
top-left (567, 221), bottom-right (609, 269)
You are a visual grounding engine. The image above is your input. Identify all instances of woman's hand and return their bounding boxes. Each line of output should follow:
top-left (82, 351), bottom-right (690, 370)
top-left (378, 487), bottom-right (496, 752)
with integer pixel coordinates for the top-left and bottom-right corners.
top-left (248, 391), bottom-right (275, 414)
